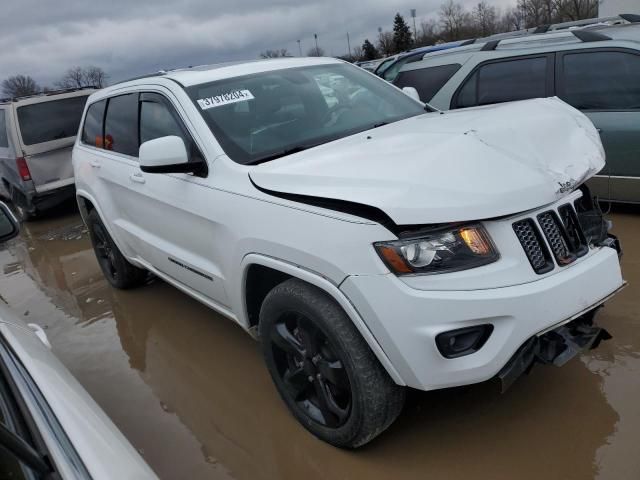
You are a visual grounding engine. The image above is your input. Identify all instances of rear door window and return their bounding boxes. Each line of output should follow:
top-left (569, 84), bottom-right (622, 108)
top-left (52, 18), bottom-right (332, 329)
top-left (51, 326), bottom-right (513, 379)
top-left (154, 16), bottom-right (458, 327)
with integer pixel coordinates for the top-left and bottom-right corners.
top-left (16, 95), bottom-right (88, 145)
top-left (81, 100), bottom-right (107, 148)
top-left (104, 93), bottom-right (139, 157)
top-left (558, 50), bottom-right (640, 110)
top-left (394, 64), bottom-right (461, 102)
top-left (453, 56), bottom-right (550, 108)
top-left (0, 110), bottom-right (8, 148)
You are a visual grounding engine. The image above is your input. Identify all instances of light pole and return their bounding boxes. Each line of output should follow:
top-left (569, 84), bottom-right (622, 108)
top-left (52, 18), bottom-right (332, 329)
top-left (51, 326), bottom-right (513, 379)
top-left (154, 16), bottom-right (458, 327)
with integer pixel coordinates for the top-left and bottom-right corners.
top-left (297, 39), bottom-right (302, 56)
top-left (410, 9), bottom-right (417, 44)
top-left (314, 33), bottom-right (319, 55)
top-left (347, 32), bottom-right (351, 58)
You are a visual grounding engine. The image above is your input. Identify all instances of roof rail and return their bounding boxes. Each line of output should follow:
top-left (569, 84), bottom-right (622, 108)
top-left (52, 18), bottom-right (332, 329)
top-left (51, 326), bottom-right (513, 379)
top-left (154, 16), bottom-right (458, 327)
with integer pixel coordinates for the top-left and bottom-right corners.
top-left (481, 40), bottom-right (500, 51)
top-left (533, 25), bottom-right (550, 34)
top-left (113, 71), bottom-right (167, 86)
top-left (460, 38), bottom-right (476, 46)
top-left (571, 30), bottom-right (612, 42)
top-left (0, 86), bottom-right (97, 104)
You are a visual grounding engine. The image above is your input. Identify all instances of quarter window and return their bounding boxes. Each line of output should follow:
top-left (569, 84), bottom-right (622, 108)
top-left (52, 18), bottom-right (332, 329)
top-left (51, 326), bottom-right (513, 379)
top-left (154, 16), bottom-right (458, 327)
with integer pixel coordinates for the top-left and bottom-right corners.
top-left (81, 100), bottom-right (106, 148)
top-left (559, 51), bottom-right (640, 110)
top-left (394, 64), bottom-right (461, 102)
top-left (104, 93), bottom-right (139, 157)
top-left (0, 110), bottom-right (7, 148)
top-left (454, 57), bottom-right (548, 108)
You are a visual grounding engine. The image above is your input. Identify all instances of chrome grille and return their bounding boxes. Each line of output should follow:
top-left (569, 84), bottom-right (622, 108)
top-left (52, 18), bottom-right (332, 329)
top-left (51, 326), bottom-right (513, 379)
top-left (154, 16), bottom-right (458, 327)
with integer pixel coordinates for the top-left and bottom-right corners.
top-left (513, 219), bottom-right (553, 274)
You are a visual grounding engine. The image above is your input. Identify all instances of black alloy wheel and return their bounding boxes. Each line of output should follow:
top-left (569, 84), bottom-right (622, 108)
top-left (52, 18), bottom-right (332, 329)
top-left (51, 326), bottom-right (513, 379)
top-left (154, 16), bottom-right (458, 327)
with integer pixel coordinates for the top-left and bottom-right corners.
top-left (270, 312), bottom-right (351, 428)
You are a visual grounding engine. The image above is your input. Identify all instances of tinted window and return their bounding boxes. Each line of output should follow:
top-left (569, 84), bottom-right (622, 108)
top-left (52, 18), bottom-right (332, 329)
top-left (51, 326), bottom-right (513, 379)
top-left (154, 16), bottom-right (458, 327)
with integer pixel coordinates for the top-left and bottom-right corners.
top-left (104, 94), bottom-right (139, 157)
top-left (140, 94), bottom-right (187, 144)
top-left (455, 57), bottom-right (548, 108)
top-left (560, 51), bottom-right (640, 110)
top-left (16, 95), bottom-right (88, 145)
top-left (0, 110), bottom-right (7, 148)
top-left (81, 100), bottom-right (106, 148)
top-left (394, 64), bottom-right (462, 102)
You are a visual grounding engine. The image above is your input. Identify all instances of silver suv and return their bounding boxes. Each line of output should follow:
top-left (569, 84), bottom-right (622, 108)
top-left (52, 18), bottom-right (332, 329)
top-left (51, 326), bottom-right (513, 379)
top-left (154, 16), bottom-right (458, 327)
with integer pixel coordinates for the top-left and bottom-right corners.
top-left (394, 15), bottom-right (640, 203)
top-left (0, 88), bottom-right (95, 219)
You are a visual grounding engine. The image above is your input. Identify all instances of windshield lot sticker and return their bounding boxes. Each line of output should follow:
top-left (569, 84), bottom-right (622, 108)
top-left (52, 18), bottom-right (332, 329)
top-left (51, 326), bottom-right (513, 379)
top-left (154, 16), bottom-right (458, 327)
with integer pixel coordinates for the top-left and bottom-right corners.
top-left (197, 90), bottom-right (254, 110)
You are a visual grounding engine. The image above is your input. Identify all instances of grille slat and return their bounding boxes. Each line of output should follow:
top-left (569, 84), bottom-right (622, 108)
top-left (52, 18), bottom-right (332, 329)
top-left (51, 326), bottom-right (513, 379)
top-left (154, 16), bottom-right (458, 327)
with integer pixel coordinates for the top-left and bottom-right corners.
top-left (514, 203), bottom-right (588, 274)
top-left (537, 211), bottom-right (576, 266)
top-left (513, 219), bottom-right (553, 274)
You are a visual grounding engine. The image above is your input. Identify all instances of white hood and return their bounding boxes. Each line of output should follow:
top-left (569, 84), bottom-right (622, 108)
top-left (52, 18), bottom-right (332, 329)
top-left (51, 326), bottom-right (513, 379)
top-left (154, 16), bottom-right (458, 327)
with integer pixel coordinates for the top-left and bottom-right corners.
top-left (249, 97), bottom-right (605, 225)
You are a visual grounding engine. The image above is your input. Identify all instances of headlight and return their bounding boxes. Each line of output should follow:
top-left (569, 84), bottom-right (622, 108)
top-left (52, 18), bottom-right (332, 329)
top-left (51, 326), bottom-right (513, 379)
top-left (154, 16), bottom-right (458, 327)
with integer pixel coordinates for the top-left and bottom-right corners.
top-left (374, 224), bottom-right (499, 275)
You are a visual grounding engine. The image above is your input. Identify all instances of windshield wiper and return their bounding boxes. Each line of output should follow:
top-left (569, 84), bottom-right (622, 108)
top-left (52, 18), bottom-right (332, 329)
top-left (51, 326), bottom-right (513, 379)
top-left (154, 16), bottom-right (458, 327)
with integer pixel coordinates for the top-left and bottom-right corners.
top-left (248, 144), bottom-right (318, 165)
top-left (372, 122), bottom-right (389, 129)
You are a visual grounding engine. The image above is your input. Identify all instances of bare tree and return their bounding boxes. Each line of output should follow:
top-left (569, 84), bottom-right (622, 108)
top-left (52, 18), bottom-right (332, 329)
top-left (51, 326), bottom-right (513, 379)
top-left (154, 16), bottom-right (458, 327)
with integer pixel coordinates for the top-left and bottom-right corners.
top-left (554, 0), bottom-right (598, 21)
top-left (416, 19), bottom-right (439, 46)
top-left (260, 48), bottom-right (291, 58)
top-left (377, 30), bottom-right (395, 56)
top-left (1, 75), bottom-right (40, 98)
top-left (472, 2), bottom-right (498, 36)
top-left (439, 0), bottom-right (469, 41)
top-left (307, 46), bottom-right (325, 57)
top-left (55, 66), bottom-right (109, 89)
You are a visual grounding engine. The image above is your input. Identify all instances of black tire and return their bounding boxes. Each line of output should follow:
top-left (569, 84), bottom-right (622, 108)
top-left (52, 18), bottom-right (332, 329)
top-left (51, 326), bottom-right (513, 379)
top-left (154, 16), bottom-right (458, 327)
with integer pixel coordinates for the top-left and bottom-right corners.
top-left (86, 209), bottom-right (147, 289)
top-left (259, 278), bottom-right (405, 448)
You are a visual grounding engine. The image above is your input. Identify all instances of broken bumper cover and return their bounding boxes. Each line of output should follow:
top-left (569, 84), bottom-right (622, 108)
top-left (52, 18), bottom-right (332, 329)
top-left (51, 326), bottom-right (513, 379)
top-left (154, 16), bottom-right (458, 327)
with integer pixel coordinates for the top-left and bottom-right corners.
top-left (497, 311), bottom-right (612, 392)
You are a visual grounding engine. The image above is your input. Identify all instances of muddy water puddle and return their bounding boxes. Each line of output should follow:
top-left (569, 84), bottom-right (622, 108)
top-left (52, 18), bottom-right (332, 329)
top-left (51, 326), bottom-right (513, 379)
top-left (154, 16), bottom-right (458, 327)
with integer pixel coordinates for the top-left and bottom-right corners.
top-left (1, 206), bottom-right (639, 479)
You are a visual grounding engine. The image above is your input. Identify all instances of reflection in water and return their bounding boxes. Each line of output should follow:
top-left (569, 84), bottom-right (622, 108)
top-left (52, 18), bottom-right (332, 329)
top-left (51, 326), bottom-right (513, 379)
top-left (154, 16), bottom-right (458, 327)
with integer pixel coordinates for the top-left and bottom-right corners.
top-left (1, 207), bottom-right (639, 479)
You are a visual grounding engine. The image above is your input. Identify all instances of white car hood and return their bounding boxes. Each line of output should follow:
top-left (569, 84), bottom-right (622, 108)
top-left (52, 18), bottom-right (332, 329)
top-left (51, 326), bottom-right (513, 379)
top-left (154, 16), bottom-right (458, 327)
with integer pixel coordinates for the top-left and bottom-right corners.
top-left (249, 97), bottom-right (604, 225)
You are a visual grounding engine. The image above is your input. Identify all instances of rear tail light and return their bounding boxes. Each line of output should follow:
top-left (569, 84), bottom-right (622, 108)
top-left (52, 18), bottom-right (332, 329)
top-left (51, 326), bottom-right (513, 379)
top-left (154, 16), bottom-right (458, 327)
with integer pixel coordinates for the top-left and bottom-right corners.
top-left (16, 157), bottom-right (31, 181)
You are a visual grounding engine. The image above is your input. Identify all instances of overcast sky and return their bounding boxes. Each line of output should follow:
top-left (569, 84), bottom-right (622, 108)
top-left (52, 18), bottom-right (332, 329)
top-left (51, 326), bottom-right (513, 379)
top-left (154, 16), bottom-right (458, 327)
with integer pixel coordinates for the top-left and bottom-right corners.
top-left (1, 0), bottom-right (514, 87)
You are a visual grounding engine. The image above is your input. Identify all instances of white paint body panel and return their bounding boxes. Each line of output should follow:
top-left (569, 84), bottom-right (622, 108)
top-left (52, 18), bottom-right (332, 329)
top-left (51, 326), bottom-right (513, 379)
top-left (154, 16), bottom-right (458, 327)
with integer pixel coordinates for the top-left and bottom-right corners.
top-left (0, 304), bottom-right (156, 479)
top-left (73, 58), bottom-right (624, 392)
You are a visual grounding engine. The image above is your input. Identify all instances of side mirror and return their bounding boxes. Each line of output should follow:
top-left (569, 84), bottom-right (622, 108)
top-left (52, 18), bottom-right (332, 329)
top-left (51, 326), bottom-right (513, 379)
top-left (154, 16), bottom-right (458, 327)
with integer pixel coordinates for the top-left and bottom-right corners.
top-left (402, 86), bottom-right (421, 103)
top-left (139, 136), bottom-right (206, 176)
top-left (0, 202), bottom-right (19, 243)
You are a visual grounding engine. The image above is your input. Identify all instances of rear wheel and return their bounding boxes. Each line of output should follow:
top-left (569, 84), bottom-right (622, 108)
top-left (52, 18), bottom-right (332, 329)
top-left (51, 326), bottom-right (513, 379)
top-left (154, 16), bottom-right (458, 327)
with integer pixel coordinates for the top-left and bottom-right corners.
top-left (86, 209), bottom-right (147, 289)
top-left (259, 278), bottom-right (405, 448)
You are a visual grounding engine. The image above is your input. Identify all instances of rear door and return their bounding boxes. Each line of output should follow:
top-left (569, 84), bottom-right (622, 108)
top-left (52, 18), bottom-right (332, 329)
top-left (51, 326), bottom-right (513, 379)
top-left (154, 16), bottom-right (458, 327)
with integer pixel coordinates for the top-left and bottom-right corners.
top-left (556, 48), bottom-right (640, 202)
top-left (15, 93), bottom-right (89, 193)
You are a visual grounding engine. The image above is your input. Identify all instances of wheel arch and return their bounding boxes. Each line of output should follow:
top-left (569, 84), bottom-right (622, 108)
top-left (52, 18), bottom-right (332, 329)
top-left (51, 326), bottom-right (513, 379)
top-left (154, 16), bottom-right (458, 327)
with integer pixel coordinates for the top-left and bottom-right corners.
top-left (239, 253), bottom-right (405, 386)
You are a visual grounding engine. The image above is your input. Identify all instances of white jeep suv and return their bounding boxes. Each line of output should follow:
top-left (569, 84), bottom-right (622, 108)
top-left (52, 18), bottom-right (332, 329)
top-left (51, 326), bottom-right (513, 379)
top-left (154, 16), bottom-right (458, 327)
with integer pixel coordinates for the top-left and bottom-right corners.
top-left (72, 57), bottom-right (625, 448)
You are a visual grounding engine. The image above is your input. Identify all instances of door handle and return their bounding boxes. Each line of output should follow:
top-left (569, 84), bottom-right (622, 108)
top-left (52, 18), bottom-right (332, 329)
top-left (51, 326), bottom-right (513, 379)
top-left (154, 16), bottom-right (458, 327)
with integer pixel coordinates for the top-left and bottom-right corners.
top-left (89, 160), bottom-right (101, 168)
top-left (129, 172), bottom-right (146, 184)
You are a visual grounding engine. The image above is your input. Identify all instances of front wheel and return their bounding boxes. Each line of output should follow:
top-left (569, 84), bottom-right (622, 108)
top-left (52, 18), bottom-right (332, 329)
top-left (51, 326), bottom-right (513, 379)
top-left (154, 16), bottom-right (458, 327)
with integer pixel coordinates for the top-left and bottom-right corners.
top-left (259, 278), bottom-right (405, 448)
top-left (86, 209), bottom-right (147, 289)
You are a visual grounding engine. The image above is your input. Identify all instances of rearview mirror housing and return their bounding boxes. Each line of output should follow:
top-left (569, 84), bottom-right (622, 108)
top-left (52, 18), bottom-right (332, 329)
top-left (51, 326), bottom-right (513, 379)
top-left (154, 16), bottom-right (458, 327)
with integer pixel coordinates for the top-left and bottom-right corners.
top-left (402, 86), bottom-right (421, 103)
top-left (0, 202), bottom-right (19, 243)
top-left (139, 136), bottom-right (207, 177)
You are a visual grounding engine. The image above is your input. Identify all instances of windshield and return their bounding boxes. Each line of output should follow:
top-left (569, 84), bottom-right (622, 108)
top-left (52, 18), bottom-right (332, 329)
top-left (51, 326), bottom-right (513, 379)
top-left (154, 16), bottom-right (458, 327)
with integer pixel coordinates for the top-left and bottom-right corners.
top-left (186, 63), bottom-right (424, 164)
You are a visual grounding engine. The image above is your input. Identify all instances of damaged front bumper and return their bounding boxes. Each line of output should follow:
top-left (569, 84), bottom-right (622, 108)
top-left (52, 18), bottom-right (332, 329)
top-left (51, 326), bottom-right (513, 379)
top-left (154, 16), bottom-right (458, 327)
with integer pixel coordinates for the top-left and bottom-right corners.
top-left (497, 307), bottom-right (614, 392)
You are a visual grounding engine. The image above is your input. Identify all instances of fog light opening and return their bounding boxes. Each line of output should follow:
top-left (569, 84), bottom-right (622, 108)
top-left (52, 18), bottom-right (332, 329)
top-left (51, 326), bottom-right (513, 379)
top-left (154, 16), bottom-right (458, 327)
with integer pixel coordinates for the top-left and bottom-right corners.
top-left (436, 325), bottom-right (494, 359)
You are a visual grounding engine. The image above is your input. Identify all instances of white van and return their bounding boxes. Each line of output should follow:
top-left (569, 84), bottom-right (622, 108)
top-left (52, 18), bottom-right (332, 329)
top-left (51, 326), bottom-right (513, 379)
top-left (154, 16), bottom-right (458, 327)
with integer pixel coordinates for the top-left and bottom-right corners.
top-left (0, 88), bottom-right (95, 219)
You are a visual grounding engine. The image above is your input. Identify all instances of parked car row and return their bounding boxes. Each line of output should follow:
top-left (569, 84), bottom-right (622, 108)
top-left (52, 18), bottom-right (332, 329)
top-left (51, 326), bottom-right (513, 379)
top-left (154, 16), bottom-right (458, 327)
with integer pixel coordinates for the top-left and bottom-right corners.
top-left (390, 14), bottom-right (640, 203)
